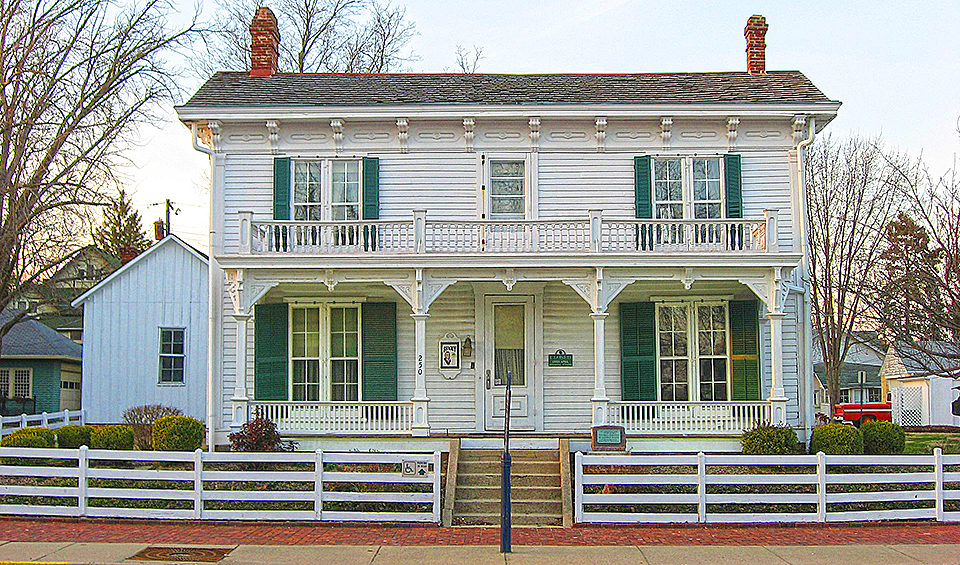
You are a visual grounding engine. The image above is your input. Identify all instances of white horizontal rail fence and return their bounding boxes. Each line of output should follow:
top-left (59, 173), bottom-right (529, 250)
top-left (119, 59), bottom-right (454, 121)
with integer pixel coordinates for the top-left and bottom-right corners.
top-left (242, 210), bottom-right (779, 256)
top-left (576, 449), bottom-right (960, 524)
top-left (250, 402), bottom-right (414, 435)
top-left (0, 447), bottom-right (441, 523)
top-left (606, 402), bottom-right (769, 435)
top-left (0, 409), bottom-right (85, 437)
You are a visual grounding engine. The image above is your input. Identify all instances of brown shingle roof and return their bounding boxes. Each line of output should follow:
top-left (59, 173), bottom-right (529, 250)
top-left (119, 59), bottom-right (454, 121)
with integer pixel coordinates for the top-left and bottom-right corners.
top-left (179, 70), bottom-right (833, 108)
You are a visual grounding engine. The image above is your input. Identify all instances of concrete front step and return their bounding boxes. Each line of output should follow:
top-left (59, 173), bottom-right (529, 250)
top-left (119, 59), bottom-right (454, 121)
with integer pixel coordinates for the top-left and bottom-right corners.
top-left (454, 512), bottom-right (562, 526)
top-left (456, 472), bottom-right (562, 487)
top-left (458, 460), bottom-right (560, 475)
top-left (455, 499), bottom-right (562, 515)
top-left (455, 486), bottom-right (561, 500)
top-left (458, 449), bottom-right (559, 462)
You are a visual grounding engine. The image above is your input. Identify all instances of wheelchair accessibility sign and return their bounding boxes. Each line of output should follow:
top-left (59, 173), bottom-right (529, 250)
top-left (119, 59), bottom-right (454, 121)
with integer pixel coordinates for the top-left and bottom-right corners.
top-left (402, 460), bottom-right (429, 477)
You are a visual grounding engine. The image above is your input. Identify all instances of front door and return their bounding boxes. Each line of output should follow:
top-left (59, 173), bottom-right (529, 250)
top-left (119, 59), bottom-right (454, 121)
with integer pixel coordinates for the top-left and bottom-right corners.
top-left (484, 296), bottom-right (536, 431)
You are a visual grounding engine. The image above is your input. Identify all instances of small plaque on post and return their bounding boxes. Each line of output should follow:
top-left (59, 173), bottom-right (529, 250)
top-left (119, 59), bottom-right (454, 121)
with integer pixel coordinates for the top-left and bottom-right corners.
top-left (591, 425), bottom-right (626, 452)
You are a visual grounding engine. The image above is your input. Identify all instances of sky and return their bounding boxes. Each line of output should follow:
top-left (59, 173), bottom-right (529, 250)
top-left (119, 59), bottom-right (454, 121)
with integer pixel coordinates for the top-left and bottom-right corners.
top-left (125, 0), bottom-right (960, 251)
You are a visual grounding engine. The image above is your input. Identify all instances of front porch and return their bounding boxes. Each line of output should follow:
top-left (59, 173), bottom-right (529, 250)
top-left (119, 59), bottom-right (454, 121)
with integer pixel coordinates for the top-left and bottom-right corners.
top-left (219, 264), bottom-right (803, 445)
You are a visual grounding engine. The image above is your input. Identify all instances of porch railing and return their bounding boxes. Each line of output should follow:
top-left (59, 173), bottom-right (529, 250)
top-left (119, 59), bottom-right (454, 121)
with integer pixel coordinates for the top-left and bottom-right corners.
top-left (239, 209), bottom-right (778, 255)
top-left (606, 401), bottom-right (770, 435)
top-left (249, 401), bottom-right (414, 435)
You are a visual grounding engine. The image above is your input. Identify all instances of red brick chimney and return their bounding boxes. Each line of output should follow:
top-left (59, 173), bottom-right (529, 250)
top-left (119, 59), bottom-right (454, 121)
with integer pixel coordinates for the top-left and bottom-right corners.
top-left (744, 15), bottom-right (768, 75)
top-left (250, 7), bottom-right (279, 77)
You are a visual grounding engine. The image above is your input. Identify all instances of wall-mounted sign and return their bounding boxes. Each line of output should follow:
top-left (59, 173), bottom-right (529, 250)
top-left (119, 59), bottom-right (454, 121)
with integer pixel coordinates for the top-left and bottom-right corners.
top-left (591, 425), bottom-right (626, 452)
top-left (439, 339), bottom-right (461, 370)
top-left (548, 349), bottom-right (573, 367)
top-left (401, 460), bottom-right (429, 477)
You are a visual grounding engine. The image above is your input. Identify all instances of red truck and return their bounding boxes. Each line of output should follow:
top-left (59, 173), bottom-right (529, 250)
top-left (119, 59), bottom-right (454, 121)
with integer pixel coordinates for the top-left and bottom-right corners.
top-left (833, 402), bottom-right (893, 426)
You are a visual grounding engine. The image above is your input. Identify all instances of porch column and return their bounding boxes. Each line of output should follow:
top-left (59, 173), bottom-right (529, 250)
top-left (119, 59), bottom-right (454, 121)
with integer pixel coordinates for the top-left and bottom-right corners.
top-left (230, 313), bottom-right (252, 432)
top-left (767, 311), bottom-right (789, 425)
top-left (591, 311), bottom-right (610, 425)
top-left (411, 311), bottom-right (430, 436)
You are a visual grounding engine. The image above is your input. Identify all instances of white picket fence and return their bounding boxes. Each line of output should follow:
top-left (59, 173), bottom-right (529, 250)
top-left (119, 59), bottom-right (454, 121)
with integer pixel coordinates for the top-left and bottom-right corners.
top-left (575, 449), bottom-right (960, 524)
top-left (0, 447), bottom-right (441, 523)
top-left (0, 409), bottom-right (86, 437)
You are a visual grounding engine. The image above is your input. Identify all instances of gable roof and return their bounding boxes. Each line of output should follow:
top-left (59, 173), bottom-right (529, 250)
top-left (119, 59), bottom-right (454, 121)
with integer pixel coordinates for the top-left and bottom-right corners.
top-left (179, 71), bottom-right (836, 109)
top-left (0, 310), bottom-right (82, 361)
top-left (891, 341), bottom-right (960, 378)
top-left (71, 235), bottom-right (208, 307)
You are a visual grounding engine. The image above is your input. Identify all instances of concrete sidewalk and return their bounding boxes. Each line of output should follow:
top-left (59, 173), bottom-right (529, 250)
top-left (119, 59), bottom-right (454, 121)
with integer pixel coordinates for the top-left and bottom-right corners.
top-left (1, 542), bottom-right (959, 565)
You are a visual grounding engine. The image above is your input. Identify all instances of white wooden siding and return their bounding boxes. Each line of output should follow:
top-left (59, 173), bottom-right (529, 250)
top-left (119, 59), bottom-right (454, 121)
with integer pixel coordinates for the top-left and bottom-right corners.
top-left (538, 153), bottom-right (635, 220)
top-left (80, 239), bottom-right (208, 423)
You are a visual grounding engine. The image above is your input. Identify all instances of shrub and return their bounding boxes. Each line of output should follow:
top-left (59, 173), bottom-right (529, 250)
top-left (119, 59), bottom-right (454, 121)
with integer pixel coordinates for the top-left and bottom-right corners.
top-left (153, 416), bottom-right (204, 451)
top-left (90, 425), bottom-right (135, 450)
top-left (122, 404), bottom-right (183, 450)
top-left (741, 424), bottom-right (800, 455)
top-left (810, 423), bottom-right (863, 455)
top-left (861, 420), bottom-right (906, 455)
top-left (229, 416), bottom-right (296, 452)
top-left (56, 425), bottom-right (94, 449)
top-left (1, 427), bottom-right (55, 448)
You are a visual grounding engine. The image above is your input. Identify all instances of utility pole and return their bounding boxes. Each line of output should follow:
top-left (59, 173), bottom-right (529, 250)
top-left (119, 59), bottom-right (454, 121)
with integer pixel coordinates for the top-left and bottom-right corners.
top-left (165, 199), bottom-right (173, 235)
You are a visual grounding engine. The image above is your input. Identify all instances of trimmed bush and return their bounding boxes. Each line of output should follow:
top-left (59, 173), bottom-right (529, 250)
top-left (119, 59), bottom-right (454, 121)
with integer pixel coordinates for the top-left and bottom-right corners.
top-left (90, 425), bottom-right (135, 450)
top-left (229, 416), bottom-right (296, 452)
top-left (122, 404), bottom-right (183, 450)
top-left (809, 423), bottom-right (863, 455)
top-left (1, 427), bottom-right (55, 448)
top-left (862, 420), bottom-right (906, 455)
top-left (56, 425), bottom-right (94, 449)
top-left (153, 416), bottom-right (204, 451)
top-left (741, 424), bottom-right (800, 455)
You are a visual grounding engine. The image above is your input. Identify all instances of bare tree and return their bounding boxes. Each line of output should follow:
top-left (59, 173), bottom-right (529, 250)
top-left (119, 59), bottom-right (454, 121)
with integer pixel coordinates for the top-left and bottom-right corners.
top-left (806, 135), bottom-right (906, 414)
top-left (0, 0), bottom-right (197, 342)
top-left (198, 0), bottom-right (416, 74)
top-left (454, 45), bottom-right (483, 73)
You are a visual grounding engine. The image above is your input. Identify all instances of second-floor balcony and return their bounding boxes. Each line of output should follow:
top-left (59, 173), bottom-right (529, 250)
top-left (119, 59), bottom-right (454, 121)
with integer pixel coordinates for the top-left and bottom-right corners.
top-left (237, 210), bottom-right (782, 257)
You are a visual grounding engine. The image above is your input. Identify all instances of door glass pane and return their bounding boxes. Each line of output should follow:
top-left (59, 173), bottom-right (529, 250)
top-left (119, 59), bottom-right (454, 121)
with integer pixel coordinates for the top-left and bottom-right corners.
top-left (494, 304), bottom-right (525, 386)
top-left (658, 304), bottom-right (689, 401)
top-left (329, 306), bottom-right (360, 401)
top-left (696, 304), bottom-right (728, 401)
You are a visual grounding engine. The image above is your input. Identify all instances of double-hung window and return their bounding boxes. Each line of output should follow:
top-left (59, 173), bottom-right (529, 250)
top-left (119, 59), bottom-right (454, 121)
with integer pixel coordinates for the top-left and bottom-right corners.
top-left (293, 161), bottom-right (323, 220)
top-left (654, 159), bottom-right (684, 220)
top-left (290, 305), bottom-right (361, 402)
top-left (331, 161), bottom-right (361, 221)
top-left (158, 328), bottom-right (185, 384)
top-left (655, 301), bottom-right (731, 401)
top-left (329, 307), bottom-right (360, 401)
top-left (0, 368), bottom-right (32, 398)
top-left (489, 160), bottom-right (525, 218)
top-left (692, 158), bottom-right (723, 220)
top-left (291, 307), bottom-right (322, 401)
top-left (652, 157), bottom-right (726, 220)
top-left (292, 160), bottom-right (362, 222)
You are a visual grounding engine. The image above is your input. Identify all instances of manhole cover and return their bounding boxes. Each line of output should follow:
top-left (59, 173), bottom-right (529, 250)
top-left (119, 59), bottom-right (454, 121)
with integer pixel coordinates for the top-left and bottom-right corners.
top-left (129, 546), bottom-right (233, 562)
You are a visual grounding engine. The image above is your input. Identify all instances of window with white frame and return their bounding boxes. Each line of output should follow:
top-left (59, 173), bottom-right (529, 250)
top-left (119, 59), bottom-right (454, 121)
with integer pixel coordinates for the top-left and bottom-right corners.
top-left (654, 158), bottom-right (684, 219)
top-left (290, 305), bottom-right (361, 402)
top-left (159, 328), bottom-right (185, 383)
top-left (0, 368), bottom-right (32, 398)
top-left (692, 158), bottom-right (723, 219)
top-left (292, 160), bottom-right (362, 222)
top-left (867, 388), bottom-right (881, 403)
top-left (656, 301), bottom-right (731, 402)
top-left (293, 161), bottom-right (323, 220)
top-left (489, 160), bottom-right (525, 218)
top-left (652, 156), bottom-right (726, 220)
top-left (331, 161), bottom-right (361, 221)
top-left (838, 389), bottom-right (851, 404)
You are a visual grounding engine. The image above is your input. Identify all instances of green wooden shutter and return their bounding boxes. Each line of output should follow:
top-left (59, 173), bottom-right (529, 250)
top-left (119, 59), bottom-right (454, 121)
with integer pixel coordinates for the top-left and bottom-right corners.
top-left (730, 300), bottom-right (761, 401)
top-left (620, 302), bottom-right (657, 401)
top-left (724, 154), bottom-right (742, 219)
top-left (362, 302), bottom-right (397, 401)
top-left (362, 157), bottom-right (380, 220)
top-left (273, 157), bottom-right (291, 220)
top-left (254, 302), bottom-right (288, 401)
top-left (634, 156), bottom-right (652, 219)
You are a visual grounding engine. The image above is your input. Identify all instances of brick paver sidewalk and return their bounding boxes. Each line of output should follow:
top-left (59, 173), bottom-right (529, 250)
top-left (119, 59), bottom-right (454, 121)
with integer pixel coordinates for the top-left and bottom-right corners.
top-left (1, 518), bottom-right (959, 546)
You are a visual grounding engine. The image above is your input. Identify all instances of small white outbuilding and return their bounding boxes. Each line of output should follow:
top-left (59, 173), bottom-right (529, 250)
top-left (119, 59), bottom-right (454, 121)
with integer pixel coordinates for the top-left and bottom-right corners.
top-left (72, 235), bottom-right (208, 423)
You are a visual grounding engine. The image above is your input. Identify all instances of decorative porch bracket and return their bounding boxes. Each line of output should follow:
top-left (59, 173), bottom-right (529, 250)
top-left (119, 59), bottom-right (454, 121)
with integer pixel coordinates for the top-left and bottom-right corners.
top-left (739, 267), bottom-right (791, 426)
top-left (563, 268), bottom-right (637, 426)
top-left (225, 270), bottom-right (280, 431)
top-left (385, 269), bottom-right (458, 436)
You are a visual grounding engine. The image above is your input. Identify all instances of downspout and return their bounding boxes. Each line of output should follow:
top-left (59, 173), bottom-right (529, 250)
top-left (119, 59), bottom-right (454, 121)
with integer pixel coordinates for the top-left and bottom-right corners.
top-left (796, 117), bottom-right (816, 439)
top-left (191, 122), bottom-right (217, 452)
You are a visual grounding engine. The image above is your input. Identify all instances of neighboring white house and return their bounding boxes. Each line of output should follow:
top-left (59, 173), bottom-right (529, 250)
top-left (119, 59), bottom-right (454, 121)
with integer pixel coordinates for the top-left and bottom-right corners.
top-left (72, 235), bottom-right (209, 423)
top-left (812, 332), bottom-right (887, 416)
top-left (175, 11), bottom-right (840, 453)
top-left (881, 341), bottom-right (960, 427)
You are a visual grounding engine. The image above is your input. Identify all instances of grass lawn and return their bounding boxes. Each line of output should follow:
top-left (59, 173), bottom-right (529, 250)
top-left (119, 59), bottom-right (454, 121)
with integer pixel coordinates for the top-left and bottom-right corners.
top-left (904, 432), bottom-right (960, 454)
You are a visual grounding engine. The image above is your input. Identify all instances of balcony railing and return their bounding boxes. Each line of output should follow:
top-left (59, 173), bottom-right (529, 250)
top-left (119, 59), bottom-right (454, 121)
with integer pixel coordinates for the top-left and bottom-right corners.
top-left (238, 210), bottom-right (779, 256)
top-left (249, 401), bottom-right (414, 435)
top-left (607, 401), bottom-right (770, 435)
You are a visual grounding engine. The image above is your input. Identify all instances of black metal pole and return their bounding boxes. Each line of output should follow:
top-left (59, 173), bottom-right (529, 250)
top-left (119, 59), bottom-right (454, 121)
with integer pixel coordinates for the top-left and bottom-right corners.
top-left (500, 369), bottom-right (512, 554)
top-left (165, 199), bottom-right (172, 236)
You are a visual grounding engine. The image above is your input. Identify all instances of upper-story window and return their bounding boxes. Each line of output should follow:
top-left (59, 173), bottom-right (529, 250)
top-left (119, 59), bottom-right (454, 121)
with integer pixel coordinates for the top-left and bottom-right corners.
top-left (293, 160), bottom-right (362, 221)
top-left (293, 161), bottom-right (323, 220)
top-left (331, 160), bottom-right (361, 221)
top-left (489, 160), bottom-right (525, 219)
top-left (652, 157), bottom-right (726, 220)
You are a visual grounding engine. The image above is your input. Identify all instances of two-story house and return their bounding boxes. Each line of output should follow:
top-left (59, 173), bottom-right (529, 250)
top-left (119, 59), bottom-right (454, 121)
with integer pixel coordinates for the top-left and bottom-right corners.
top-left (176, 11), bottom-right (839, 454)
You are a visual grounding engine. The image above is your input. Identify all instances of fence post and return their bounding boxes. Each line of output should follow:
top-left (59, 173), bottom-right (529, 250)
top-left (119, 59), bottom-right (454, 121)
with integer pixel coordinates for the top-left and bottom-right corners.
top-left (574, 451), bottom-right (583, 523)
top-left (433, 451), bottom-right (442, 524)
top-left (41, 412), bottom-right (48, 427)
top-left (935, 448), bottom-right (944, 522)
top-left (817, 451), bottom-right (827, 522)
top-left (193, 449), bottom-right (203, 520)
top-left (19, 413), bottom-right (27, 428)
top-left (697, 452), bottom-right (706, 523)
top-left (64, 409), bottom-right (71, 425)
top-left (78, 445), bottom-right (88, 517)
top-left (314, 449), bottom-right (323, 521)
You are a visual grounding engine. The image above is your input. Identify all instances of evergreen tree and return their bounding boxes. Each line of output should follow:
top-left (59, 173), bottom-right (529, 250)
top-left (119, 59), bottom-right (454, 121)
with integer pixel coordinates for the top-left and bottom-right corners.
top-left (94, 190), bottom-right (151, 263)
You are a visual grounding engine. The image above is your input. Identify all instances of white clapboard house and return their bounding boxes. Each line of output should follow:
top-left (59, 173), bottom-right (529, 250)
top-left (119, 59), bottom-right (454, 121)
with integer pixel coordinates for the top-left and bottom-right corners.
top-left (176, 11), bottom-right (840, 453)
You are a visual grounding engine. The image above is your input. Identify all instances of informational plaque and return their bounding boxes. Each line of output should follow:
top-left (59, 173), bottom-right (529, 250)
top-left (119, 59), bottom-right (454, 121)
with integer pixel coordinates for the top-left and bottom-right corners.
top-left (591, 425), bottom-right (626, 452)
